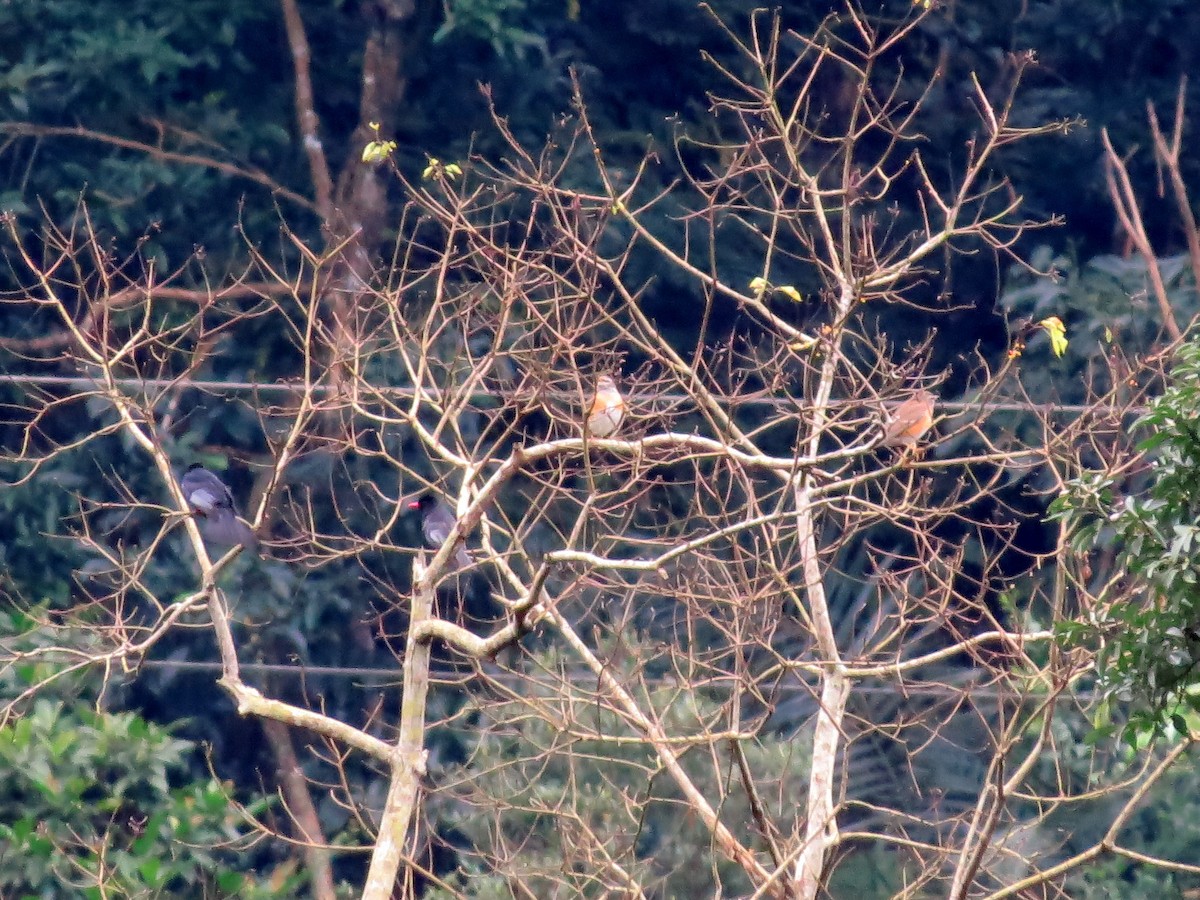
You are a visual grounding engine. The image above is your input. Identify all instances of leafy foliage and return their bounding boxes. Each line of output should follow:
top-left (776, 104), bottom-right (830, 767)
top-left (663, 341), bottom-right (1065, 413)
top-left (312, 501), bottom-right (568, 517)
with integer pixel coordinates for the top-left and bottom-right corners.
top-left (3, 0), bottom-right (1200, 893)
top-left (1003, 245), bottom-right (1198, 378)
top-left (0, 0), bottom-right (279, 255)
top-left (1053, 336), bottom-right (1200, 743)
top-left (0, 608), bottom-right (301, 898)
top-left (1068, 761), bottom-right (1200, 899)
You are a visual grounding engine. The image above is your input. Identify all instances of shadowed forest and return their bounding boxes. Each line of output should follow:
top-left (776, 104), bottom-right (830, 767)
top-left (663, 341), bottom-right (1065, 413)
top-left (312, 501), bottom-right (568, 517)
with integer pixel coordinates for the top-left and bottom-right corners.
top-left (4, 1), bottom-right (1200, 897)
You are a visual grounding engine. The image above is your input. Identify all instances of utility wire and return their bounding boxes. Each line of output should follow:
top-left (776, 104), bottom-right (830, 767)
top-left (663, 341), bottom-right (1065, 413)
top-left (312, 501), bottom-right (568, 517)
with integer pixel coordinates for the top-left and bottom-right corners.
top-left (0, 372), bottom-right (1137, 417)
top-left (132, 657), bottom-right (1087, 702)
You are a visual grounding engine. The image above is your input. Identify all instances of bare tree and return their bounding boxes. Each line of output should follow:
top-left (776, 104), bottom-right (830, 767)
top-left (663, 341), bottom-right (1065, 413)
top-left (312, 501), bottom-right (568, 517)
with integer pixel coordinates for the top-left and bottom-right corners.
top-left (3, 4), bottom-right (1194, 898)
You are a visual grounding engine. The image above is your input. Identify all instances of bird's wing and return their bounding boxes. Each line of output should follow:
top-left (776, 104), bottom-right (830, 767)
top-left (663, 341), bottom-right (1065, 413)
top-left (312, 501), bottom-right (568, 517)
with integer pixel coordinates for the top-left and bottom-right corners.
top-left (186, 488), bottom-right (214, 512)
top-left (890, 408), bottom-right (926, 433)
top-left (422, 507), bottom-right (455, 547)
top-left (886, 396), bottom-right (931, 430)
top-left (183, 470), bottom-right (236, 514)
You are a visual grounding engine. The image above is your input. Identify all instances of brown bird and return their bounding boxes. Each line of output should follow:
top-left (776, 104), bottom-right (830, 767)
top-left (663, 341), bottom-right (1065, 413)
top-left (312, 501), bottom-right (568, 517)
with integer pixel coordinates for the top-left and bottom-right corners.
top-left (585, 374), bottom-right (625, 438)
top-left (881, 389), bottom-right (936, 449)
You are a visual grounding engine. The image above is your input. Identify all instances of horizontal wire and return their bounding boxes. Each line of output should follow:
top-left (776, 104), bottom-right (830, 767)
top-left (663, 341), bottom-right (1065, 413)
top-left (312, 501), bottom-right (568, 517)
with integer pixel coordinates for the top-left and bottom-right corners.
top-left (0, 368), bottom-right (1125, 708)
top-left (0, 372), bottom-right (1134, 417)
top-left (130, 656), bottom-right (1091, 702)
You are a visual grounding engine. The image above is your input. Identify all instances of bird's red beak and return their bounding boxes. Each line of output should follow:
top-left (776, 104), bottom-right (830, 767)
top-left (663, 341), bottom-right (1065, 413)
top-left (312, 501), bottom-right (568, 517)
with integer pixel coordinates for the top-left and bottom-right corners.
top-left (407, 500), bottom-right (421, 510)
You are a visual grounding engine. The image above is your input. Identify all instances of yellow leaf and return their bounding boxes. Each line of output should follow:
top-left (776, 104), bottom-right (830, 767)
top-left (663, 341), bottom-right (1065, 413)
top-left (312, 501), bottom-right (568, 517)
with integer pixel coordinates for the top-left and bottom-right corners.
top-left (1038, 316), bottom-right (1068, 358)
top-left (361, 140), bottom-right (395, 165)
top-left (749, 276), bottom-right (768, 295)
top-left (777, 285), bottom-right (803, 303)
top-left (788, 334), bottom-right (817, 352)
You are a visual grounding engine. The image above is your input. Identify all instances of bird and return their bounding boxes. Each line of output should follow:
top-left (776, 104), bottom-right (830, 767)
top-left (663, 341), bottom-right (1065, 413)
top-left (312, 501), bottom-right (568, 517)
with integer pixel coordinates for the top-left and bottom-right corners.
top-left (409, 494), bottom-right (472, 570)
top-left (180, 463), bottom-right (259, 556)
top-left (586, 374), bottom-right (625, 438)
top-left (880, 389), bottom-right (936, 450)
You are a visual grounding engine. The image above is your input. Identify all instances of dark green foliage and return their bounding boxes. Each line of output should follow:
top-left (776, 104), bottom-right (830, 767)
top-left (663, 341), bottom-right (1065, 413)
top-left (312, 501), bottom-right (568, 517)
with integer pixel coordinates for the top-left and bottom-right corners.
top-left (0, 462), bottom-right (93, 606)
top-left (1035, 699), bottom-right (1200, 897)
top-left (0, 0), bottom-right (285, 257)
top-left (1053, 337), bottom-right (1200, 743)
top-left (5, 0), bottom-right (1199, 367)
top-left (0, 608), bottom-right (300, 899)
top-left (913, 0), bottom-right (1200, 247)
top-left (3, 0), bottom-right (1200, 892)
top-left (0, 701), bottom-right (291, 898)
top-left (1069, 768), bottom-right (1200, 898)
top-left (1003, 246), bottom-right (1199, 379)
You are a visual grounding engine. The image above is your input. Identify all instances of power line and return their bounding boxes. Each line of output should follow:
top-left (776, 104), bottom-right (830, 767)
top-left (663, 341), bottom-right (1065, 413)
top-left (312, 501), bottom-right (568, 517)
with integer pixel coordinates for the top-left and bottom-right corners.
top-left (0, 372), bottom-right (1134, 417)
top-left (132, 656), bottom-right (1087, 702)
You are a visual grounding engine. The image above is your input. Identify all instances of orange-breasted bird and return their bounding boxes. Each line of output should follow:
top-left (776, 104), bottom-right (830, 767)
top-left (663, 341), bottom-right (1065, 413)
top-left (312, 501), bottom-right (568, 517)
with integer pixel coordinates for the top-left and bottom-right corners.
top-left (586, 374), bottom-right (625, 438)
top-left (880, 389), bottom-right (936, 450)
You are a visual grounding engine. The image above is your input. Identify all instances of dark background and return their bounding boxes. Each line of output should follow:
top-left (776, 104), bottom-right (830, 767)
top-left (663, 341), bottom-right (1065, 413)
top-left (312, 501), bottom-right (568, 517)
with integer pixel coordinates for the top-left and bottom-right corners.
top-left (2, 0), bottom-right (1199, 895)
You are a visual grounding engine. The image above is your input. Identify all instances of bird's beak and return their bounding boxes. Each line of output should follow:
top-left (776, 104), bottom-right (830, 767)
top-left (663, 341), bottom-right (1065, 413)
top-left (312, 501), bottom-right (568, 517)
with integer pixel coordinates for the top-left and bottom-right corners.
top-left (407, 500), bottom-right (421, 511)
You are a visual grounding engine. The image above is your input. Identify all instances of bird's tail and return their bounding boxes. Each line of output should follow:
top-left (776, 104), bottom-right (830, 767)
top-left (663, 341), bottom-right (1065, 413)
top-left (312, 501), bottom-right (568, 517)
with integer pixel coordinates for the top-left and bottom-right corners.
top-left (202, 511), bottom-right (261, 557)
top-left (453, 545), bottom-right (472, 570)
top-left (235, 519), bottom-right (260, 558)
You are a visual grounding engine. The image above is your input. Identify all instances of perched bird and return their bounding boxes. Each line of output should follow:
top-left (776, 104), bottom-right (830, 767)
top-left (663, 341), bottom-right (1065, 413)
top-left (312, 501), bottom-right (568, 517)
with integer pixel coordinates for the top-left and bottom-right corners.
top-left (409, 494), bottom-right (472, 570)
top-left (586, 374), bottom-right (625, 438)
top-left (180, 463), bottom-right (259, 556)
top-left (881, 389), bottom-right (936, 450)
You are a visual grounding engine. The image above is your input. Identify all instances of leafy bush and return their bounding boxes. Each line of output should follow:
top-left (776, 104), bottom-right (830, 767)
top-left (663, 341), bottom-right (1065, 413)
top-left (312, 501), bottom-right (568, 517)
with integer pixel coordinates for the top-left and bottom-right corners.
top-left (1053, 336), bottom-right (1200, 743)
top-left (0, 607), bottom-right (301, 899)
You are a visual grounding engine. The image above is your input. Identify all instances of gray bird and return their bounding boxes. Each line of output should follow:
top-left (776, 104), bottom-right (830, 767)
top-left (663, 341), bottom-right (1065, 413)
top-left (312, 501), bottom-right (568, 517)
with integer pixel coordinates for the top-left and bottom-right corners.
top-left (181, 463), bottom-right (259, 556)
top-left (409, 494), bottom-right (471, 570)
